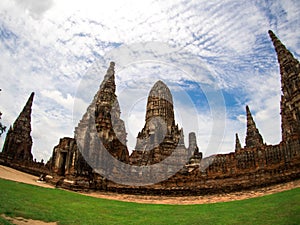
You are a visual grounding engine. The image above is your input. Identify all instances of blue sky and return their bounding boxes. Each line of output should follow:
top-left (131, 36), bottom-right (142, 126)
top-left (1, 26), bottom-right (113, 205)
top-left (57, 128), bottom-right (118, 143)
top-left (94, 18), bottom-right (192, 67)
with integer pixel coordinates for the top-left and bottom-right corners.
top-left (0, 0), bottom-right (299, 161)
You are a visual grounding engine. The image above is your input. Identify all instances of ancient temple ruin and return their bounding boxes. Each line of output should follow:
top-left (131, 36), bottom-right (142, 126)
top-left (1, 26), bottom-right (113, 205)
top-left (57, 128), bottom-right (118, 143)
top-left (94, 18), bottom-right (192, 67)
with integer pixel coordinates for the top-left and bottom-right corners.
top-left (244, 105), bottom-right (264, 148)
top-left (1, 30), bottom-right (300, 195)
top-left (50, 62), bottom-right (130, 178)
top-left (235, 133), bottom-right (242, 152)
top-left (268, 30), bottom-right (300, 142)
top-left (46, 30), bottom-right (300, 194)
top-left (1, 92), bottom-right (34, 161)
top-left (50, 137), bottom-right (78, 176)
top-left (94, 62), bottom-right (129, 163)
top-left (130, 80), bottom-right (187, 165)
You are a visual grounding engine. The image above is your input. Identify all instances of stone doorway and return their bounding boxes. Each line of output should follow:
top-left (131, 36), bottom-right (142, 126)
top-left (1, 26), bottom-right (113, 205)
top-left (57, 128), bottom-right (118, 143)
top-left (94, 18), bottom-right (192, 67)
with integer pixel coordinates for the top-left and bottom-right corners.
top-left (58, 152), bottom-right (67, 176)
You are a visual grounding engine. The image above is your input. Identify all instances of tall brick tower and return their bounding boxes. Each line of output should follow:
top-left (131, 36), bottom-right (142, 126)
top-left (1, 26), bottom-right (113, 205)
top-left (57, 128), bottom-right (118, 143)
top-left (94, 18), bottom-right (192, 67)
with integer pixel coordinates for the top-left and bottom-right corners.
top-left (75, 62), bottom-right (129, 168)
top-left (52, 62), bottom-right (130, 177)
top-left (130, 80), bottom-right (184, 165)
top-left (94, 62), bottom-right (129, 163)
top-left (2, 92), bottom-right (34, 161)
top-left (269, 30), bottom-right (300, 142)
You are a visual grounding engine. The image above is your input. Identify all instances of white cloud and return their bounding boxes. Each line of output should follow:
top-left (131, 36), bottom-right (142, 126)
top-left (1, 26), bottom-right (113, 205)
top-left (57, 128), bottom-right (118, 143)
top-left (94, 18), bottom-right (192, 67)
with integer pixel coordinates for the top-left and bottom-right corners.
top-left (0, 0), bottom-right (299, 161)
top-left (245, 70), bottom-right (282, 145)
top-left (41, 90), bottom-right (75, 112)
top-left (14, 0), bottom-right (54, 19)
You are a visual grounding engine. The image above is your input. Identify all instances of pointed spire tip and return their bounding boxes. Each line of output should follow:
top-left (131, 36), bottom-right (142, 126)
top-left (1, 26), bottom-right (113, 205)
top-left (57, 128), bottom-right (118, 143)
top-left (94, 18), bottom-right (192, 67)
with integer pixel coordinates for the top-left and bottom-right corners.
top-left (27, 92), bottom-right (34, 103)
top-left (110, 61), bottom-right (115, 68)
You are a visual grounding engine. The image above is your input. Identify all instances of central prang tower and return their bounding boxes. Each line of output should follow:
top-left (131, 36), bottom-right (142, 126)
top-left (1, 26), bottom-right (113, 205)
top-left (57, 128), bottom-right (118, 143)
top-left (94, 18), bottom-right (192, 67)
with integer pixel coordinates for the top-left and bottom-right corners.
top-left (130, 80), bottom-right (185, 165)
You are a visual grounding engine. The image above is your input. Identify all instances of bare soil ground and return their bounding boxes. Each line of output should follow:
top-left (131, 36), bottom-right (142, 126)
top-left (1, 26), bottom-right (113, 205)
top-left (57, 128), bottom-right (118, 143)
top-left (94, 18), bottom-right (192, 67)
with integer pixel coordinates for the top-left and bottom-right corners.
top-left (83, 180), bottom-right (300, 204)
top-left (0, 165), bottom-right (299, 205)
top-left (1, 214), bottom-right (57, 225)
top-left (0, 165), bottom-right (53, 189)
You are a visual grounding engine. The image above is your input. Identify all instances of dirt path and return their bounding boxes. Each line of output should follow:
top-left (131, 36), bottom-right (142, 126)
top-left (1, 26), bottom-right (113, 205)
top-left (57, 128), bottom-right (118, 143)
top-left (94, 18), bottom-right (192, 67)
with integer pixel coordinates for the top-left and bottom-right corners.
top-left (82, 180), bottom-right (300, 204)
top-left (0, 165), bottom-right (299, 205)
top-left (1, 214), bottom-right (57, 225)
top-left (0, 165), bottom-right (53, 189)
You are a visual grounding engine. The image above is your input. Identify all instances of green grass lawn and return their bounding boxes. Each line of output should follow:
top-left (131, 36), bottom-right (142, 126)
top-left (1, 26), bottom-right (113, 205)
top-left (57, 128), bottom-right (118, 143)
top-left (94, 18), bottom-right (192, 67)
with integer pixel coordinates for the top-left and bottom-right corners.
top-left (0, 179), bottom-right (299, 225)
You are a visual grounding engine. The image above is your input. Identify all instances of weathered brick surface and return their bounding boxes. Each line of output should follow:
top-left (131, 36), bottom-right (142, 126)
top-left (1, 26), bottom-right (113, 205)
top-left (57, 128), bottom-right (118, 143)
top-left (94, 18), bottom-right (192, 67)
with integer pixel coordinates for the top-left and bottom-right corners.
top-left (245, 105), bottom-right (264, 148)
top-left (50, 62), bottom-right (129, 178)
top-left (130, 80), bottom-right (187, 165)
top-left (1, 93), bottom-right (34, 161)
top-left (269, 30), bottom-right (300, 142)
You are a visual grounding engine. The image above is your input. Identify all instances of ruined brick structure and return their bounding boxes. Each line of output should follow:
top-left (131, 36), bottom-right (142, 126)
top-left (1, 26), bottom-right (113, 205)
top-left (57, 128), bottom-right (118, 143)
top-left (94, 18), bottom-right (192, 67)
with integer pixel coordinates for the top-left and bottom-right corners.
top-left (130, 80), bottom-right (187, 165)
top-left (1, 92), bottom-right (34, 161)
top-left (50, 62), bottom-right (130, 178)
top-left (94, 62), bottom-right (129, 163)
top-left (50, 137), bottom-right (78, 176)
top-left (188, 132), bottom-right (201, 158)
top-left (268, 30), bottom-right (300, 142)
top-left (0, 92), bottom-right (49, 177)
top-left (47, 30), bottom-right (300, 194)
top-left (235, 133), bottom-right (242, 152)
top-left (245, 105), bottom-right (264, 148)
top-left (2, 30), bottom-right (299, 195)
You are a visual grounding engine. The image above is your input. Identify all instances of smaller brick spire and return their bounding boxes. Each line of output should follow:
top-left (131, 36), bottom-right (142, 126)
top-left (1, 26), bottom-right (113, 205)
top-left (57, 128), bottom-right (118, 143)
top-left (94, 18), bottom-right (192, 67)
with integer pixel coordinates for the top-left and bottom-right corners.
top-left (188, 132), bottom-right (199, 155)
top-left (14, 92), bottom-right (34, 128)
top-left (235, 133), bottom-right (242, 152)
top-left (245, 105), bottom-right (264, 148)
top-left (2, 92), bottom-right (34, 161)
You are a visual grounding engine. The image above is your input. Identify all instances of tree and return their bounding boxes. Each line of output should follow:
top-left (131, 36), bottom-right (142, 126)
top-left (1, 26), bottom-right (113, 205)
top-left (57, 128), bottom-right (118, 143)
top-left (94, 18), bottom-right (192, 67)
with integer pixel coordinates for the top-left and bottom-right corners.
top-left (0, 89), bottom-right (6, 137)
